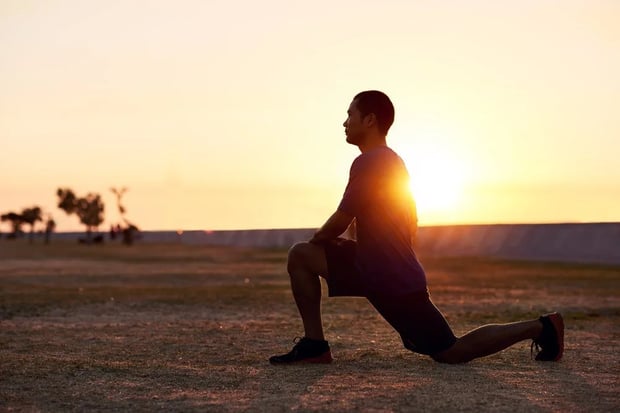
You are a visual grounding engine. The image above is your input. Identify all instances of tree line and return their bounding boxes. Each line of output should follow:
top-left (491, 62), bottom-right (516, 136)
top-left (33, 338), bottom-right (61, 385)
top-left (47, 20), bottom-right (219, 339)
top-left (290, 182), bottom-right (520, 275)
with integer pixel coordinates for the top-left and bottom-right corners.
top-left (1, 187), bottom-right (138, 245)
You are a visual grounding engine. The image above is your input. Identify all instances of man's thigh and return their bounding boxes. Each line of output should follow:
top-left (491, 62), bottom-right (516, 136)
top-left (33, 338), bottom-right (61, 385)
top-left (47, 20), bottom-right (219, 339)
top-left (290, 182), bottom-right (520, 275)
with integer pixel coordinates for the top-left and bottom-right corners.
top-left (323, 238), bottom-right (368, 297)
top-left (369, 291), bottom-right (457, 356)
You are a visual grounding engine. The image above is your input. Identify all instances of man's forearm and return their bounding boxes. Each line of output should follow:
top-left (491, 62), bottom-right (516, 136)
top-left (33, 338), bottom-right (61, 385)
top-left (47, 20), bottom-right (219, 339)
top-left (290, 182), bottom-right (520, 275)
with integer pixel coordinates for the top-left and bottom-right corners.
top-left (309, 210), bottom-right (353, 245)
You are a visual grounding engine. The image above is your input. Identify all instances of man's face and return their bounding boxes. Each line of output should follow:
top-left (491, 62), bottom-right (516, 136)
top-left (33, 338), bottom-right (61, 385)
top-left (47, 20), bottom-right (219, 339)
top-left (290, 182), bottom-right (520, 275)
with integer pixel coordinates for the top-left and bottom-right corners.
top-left (343, 99), bottom-right (367, 146)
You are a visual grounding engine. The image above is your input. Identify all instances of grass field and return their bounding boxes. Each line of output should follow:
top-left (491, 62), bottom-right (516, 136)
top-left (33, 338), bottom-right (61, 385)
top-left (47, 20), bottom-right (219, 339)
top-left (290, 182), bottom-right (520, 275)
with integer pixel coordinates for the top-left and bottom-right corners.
top-left (1, 240), bottom-right (619, 412)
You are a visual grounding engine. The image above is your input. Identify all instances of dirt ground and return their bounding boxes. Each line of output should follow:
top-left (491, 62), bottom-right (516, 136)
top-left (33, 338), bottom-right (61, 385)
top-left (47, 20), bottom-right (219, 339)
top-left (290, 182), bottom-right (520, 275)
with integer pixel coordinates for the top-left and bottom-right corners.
top-left (1, 240), bottom-right (619, 412)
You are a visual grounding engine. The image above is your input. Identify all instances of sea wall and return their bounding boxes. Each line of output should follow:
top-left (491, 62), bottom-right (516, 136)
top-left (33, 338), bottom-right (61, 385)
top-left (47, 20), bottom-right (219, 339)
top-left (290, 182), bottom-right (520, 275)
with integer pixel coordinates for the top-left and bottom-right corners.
top-left (415, 223), bottom-right (620, 265)
top-left (52, 223), bottom-right (620, 265)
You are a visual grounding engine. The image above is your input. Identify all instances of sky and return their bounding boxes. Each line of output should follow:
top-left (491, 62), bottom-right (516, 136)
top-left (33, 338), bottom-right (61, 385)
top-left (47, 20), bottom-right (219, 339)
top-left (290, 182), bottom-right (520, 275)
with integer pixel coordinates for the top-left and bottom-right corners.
top-left (1, 0), bottom-right (619, 232)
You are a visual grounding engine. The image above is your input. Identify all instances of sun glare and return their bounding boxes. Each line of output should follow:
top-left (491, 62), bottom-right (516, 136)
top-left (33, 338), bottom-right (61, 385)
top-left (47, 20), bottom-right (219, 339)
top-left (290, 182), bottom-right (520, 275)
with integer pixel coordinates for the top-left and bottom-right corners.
top-left (398, 142), bottom-right (469, 221)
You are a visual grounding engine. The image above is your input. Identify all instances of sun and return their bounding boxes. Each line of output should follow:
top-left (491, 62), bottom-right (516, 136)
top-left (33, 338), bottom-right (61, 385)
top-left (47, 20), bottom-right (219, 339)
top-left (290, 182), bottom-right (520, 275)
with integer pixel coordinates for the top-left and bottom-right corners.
top-left (398, 142), bottom-right (469, 221)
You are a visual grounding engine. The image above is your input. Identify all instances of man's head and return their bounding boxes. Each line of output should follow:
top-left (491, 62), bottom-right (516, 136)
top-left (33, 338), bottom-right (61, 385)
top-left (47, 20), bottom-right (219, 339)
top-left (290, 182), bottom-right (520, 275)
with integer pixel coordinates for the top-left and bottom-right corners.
top-left (343, 90), bottom-right (395, 148)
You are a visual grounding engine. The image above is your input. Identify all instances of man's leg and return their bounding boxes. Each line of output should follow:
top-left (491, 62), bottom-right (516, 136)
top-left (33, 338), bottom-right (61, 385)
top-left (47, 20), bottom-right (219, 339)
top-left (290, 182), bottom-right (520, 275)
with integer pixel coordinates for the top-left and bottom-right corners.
top-left (432, 319), bottom-right (543, 364)
top-left (269, 242), bottom-right (332, 365)
top-left (286, 241), bottom-right (329, 340)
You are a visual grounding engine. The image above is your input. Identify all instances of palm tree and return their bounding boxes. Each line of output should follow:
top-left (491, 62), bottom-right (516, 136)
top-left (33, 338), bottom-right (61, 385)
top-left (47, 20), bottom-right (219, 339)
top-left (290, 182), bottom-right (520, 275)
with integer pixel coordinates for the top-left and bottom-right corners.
top-left (21, 206), bottom-right (43, 244)
top-left (0, 212), bottom-right (24, 239)
top-left (110, 186), bottom-right (128, 236)
top-left (110, 187), bottom-right (128, 217)
top-left (110, 186), bottom-right (139, 245)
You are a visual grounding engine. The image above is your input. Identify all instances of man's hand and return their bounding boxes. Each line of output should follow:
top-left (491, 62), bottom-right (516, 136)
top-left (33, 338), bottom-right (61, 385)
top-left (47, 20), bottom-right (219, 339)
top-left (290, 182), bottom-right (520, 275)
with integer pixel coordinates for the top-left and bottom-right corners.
top-left (309, 210), bottom-right (354, 245)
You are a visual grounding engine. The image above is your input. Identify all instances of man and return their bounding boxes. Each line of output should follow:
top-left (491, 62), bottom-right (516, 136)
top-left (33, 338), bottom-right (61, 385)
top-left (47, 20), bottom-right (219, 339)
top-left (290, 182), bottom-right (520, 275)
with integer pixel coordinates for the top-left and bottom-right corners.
top-left (269, 90), bottom-right (563, 364)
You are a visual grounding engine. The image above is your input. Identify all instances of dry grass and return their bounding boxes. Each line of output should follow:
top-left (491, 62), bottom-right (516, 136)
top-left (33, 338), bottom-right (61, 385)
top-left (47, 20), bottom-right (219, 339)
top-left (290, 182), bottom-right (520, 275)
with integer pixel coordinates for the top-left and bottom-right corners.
top-left (1, 239), bottom-right (619, 412)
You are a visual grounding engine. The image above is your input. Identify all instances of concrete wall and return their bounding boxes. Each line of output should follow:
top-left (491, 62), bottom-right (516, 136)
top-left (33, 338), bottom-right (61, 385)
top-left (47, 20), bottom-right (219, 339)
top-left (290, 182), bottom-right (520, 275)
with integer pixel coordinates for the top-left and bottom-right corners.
top-left (51, 223), bottom-right (620, 265)
top-left (416, 223), bottom-right (620, 265)
top-left (139, 228), bottom-right (317, 248)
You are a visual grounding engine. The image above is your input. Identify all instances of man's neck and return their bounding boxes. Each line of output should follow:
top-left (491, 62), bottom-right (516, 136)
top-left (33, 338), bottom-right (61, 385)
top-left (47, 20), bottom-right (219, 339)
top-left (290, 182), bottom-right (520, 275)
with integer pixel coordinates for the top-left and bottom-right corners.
top-left (358, 138), bottom-right (388, 153)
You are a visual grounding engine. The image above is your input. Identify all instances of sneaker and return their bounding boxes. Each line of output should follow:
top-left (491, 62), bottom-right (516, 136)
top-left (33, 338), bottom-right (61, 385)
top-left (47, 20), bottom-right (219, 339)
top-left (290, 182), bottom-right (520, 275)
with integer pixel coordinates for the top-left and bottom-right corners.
top-left (531, 312), bottom-right (564, 361)
top-left (269, 337), bottom-right (333, 365)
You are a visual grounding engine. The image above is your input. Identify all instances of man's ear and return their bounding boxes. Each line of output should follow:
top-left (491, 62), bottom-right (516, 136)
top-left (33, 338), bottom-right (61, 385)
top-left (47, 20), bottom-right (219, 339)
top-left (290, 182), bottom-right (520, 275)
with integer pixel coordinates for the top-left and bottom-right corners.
top-left (363, 113), bottom-right (377, 128)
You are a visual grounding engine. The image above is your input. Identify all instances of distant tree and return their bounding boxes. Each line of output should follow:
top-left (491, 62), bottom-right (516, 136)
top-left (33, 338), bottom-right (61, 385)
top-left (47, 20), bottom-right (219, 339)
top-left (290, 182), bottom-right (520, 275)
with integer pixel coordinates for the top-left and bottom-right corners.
top-left (21, 206), bottom-right (43, 244)
top-left (57, 188), bottom-right (105, 243)
top-left (110, 186), bottom-right (139, 245)
top-left (110, 187), bottom-right (128, 217)
top-left (1, 211), bottom-right (24, 239)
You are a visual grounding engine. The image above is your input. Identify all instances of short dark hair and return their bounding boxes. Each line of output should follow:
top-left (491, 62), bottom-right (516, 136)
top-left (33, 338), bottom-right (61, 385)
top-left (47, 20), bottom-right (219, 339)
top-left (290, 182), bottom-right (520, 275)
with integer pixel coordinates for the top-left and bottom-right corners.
top-left (353, 90), bottom-right (395, 135)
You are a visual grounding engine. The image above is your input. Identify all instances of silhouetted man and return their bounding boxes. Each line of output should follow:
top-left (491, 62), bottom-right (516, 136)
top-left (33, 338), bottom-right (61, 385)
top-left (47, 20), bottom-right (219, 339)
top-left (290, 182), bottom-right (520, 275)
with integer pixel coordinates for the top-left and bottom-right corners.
top-left (270, 91), bottom-right (563, 364)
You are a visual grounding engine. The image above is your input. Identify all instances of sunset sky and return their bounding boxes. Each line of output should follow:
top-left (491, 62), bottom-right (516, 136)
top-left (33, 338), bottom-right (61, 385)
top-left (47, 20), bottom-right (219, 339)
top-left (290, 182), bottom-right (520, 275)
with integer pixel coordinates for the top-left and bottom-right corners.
top-left (1, 0), bottom-right (619, 232)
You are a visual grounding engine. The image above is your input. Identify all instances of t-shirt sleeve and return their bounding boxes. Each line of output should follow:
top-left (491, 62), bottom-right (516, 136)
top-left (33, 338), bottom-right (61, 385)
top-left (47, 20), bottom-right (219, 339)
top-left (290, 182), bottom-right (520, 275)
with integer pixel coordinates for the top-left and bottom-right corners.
top-left (337, 157), bottom-right (370, 217)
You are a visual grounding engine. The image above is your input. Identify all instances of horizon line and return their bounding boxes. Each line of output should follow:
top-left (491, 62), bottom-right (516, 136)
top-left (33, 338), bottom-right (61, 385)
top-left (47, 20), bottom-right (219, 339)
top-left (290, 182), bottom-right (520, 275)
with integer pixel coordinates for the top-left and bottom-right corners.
top-left (47, 221), bottom-right (620, 234)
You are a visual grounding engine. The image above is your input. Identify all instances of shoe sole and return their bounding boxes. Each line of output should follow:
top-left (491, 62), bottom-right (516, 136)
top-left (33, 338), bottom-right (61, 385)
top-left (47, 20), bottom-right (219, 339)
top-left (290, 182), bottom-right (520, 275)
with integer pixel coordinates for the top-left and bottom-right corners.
top-left (547, 312), bottom-right (564, 361)
top-left (269, 350), bottom-right (333, 365)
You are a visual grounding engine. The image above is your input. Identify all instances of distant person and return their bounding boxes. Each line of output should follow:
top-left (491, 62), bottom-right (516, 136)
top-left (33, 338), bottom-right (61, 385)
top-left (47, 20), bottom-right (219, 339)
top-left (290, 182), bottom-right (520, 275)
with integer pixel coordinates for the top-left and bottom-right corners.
top-left (122, 223), bottom-right (139, 245)
top-left (44, 218), bottom-right (56, 244)
top-left (269, 91), bottom-right (563, 364)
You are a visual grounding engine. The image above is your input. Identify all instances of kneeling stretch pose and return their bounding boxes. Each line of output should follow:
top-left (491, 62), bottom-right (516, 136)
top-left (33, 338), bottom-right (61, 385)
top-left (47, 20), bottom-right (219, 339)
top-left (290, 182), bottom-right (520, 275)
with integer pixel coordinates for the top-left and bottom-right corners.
top-left (269, 90), bottom-right (563, 365)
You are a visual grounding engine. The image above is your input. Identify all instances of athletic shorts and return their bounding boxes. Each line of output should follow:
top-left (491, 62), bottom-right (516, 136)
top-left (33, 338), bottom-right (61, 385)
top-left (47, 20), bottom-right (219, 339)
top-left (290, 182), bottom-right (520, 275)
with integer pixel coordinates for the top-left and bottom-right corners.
top-left (323, 238), bottom-right (457, 356)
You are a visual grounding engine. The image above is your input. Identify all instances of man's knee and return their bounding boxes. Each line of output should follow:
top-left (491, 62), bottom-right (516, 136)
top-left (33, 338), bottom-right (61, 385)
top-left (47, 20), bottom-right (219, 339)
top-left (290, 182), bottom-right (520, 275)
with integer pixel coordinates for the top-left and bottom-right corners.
top-left (430, 340), bottom-right (471, 364)
top-left (287, 242), bottom-right (314, 273)
top-left (430, 351), bottom-right (461, 364)
top-left (287, 242), bottom-right (308, 267)
top-left (287, 242), bottom-right (325, 275)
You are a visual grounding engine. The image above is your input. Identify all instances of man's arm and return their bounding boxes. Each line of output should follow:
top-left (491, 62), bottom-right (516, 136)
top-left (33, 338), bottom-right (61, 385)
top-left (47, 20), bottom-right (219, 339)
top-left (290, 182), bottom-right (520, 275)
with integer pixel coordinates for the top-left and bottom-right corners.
top-left (309, 209), bottom-right (354, 245)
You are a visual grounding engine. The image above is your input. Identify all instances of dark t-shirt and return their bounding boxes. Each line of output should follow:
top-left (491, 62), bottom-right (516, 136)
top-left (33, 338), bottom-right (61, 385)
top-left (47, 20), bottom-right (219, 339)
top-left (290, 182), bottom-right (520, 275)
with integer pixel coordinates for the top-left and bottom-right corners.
top-left (338, 146), bottom-right (427, 295)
